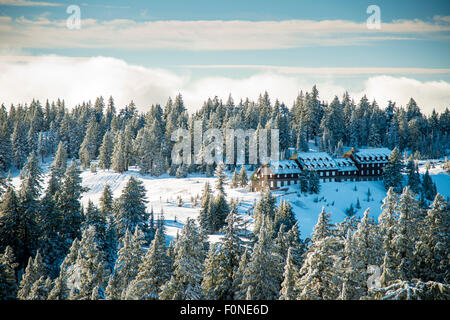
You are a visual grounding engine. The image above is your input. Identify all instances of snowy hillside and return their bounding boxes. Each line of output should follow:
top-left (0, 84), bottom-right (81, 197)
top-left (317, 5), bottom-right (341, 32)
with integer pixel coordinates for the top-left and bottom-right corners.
top-left (9, 157), bottom-right (449, 241)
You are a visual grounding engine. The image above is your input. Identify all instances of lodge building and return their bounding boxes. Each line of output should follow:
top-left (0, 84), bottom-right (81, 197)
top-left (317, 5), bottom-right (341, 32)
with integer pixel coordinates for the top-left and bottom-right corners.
top-left (251, 147), bottom-right (391, 191)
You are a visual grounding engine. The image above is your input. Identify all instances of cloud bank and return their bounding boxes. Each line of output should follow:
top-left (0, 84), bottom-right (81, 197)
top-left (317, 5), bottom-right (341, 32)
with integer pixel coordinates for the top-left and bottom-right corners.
top-left (0, 56), bottom-right (448, 114)
top-left (1, 16), bottom-right (450, 51)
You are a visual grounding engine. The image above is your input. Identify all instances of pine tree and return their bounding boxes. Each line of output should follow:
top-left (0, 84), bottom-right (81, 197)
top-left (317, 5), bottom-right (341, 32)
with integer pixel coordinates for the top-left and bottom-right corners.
top-left (57, 160), bottom-right (87, 242)
top-left (414, 194), bottom-right (449, 283)
top-left (0, 186), bottom-right (27, 268)
top-left (422, 169), bottom-right (437, 201)
top-left (198, 182), bottom-right (213, 233)
top-left (393, 186), bottom-right (422, 282)
top-left (308, 170), bottom-right (321, 194)
top-left (351, 208), bottom-right (383, 296)
top-left (0, 246), bottom-right (18, 300)
top-left (215, 162), bottom-right (228, 196)
top-left (233, 248), bottom-right (250, 300)
top-left (160, 219), bottom-right (206, 300)
top-left (0, 122), bottom-right (12, 172)
top-left (111, 131), bottom-right (127, 173)
top-left (98, 130), bottom-right (114, 170)
top-left (51, 141), bottom-right (68, 180)
top-left (378, 187), bottom-right (399, 287)
top-left (68, 227), bottom-right (107, 300)
top-left (125, 229), bottom-right (171, 300)
top-left (279, 247), bottom-right (298, 300)
top-left (240, 219), bottom-right (283, 300)
top-left (114, 177), bottom-right (148, 239)
top-left (28, 276), bottom-right (52, 300)
top-left (296, 208), bottom-right (341, 300)
top-left (230, 168), bottom-right (239, 188)
top-left (17, 251), bottom-right (46, 299)
top-left (383, 147), bottom-right (403, 192)
top-left (406, 155), bottom-right (421, 194)
top-left (79, 118), bottom-right (100, 168)
top-left (274, 199), bottom-right (297, 235)
top-left (99, 184), bottom-right (114, 216)
top-left (106, 228), bottom-right (144, 300)
top-left (238, 166), bottom-right (248, 187)
top-left (253, 187), bottom-right (276, 236)
top-left (203, 209), bottom-right (244, 300)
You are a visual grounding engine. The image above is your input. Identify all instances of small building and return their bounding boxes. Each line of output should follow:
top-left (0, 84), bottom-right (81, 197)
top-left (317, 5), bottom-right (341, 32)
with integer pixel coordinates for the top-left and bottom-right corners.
top-left (251, 147), bottom-right (392, 191)
top-left (295, 152), bottom-right (339, 182)
top-left (344, 147), bottom-right (391, 181)
top-left (251, 160), bottom-right (300, 191)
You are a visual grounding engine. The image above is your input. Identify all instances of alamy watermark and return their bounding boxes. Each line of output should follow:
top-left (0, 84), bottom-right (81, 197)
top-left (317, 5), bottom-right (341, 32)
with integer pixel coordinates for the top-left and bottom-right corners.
top-left (171, 122), bottom-right (279, 165)
top-left (366, 5), bottom-right (381, 30)
top-left (66, 5), bottom-right (81, 30)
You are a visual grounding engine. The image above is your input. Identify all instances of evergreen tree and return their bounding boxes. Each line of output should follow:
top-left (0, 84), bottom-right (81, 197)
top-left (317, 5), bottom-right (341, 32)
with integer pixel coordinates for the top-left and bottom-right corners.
top-left (296, 208), bottom-right (341, 300)
top-left (106, 228), bottom-right (144, 300)
top-left (98, 130), bottom-right (114, 170)
top-left (17, 251), bottom-right (46, 300)
top-left (68, 227), bottom-right (107, 300)
top-left (378, 187), bottom-right (399, 287)
top-left (414, 194), bottom-right (449, 283)
top-left (406, 155), bottom-right (421, 194)
top-left (0, 246), bottom-right (18, 300)
top-left (114, 177), bottom-right (148, 239)
top-left (215, 162), bottom-right (228, 196)
top-left (198, 182), bottom-right (213, 233)
top-left (422, 169), bottom-right (437, 201)
top-left (393, 187), bottom-right (422, 282)
top-left (230, 168), bottom-right (239, 188)
top-left (111, 132), bottom-right (127, 173)
top-left (125, 229), bottom-right (171, 300)
top-left (28, 276), bottom-right (52, 300)
top-left (160, 219), bottom-right (206, 300)
top-left (51, 141), bottom-right (68, 181)
top-left (383, 147), bottom-right (403, 192)
top-left (0, 122), bottom-right (12, 172)
top-left (238, 166), bottom-right (248, 187)
top-left (57, 160), bottom-right (87, 242)
top-left (279, 247), bottom-right (298, 300)
top-left (240, 219), bottom-right (283, 300)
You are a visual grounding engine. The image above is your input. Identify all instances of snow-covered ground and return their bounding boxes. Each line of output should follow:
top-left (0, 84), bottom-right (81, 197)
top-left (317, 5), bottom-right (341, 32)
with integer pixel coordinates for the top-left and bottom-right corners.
top-left (9, 158), bottom-right (450, 241)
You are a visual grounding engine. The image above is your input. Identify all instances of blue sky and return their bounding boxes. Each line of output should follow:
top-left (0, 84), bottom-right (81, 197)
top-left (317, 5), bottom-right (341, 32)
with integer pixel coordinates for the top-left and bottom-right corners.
top-left (0, 0), bottom-right (449, 113)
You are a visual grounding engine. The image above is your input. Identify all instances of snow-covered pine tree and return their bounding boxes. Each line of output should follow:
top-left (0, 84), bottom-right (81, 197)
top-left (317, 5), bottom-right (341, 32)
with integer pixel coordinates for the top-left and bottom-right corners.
top-left (253, 187), bottom-right (276, 236)
top-left (238, 166), bottom-right (248, 187)
top-left (406, 155), bottom-right (421, 194)
top-left (414, 194), bottom-right (449, 283)
top-left (111, 131), bottom-right (127, 173)
top-left (198, 182), bottom-right (213, 233)
top-left (392, 186), bottom-right (422, 282)
top-left (125, 228), bottom-right (171, 300)
top-left (106, 228), bottom-right (144, 300)
top-left (240, 219), bottom-right (283, 300)
top-left (17, 251), bottom-right (46, 300)
top-left (378, 187), bottom-right (399, 287)
top-left (230, 168), bottom-right (239, 188)
top-left (98, 130), bottom-right (114, 170)
top-left (351, 208), bottom-right (383, 297)
top-left (68, 227), bottom-right (107, 300)
top-left (0, 246), bottom-right (18, 300)
top-left (421, 169), bottom-right (437, 201)
top-left (79, 117), bottom-right (100, 169)
top-left (160, 218), bottom-right (206, 300)
top-left (296, 207), bottom-right (341, 300)
top-left (51, 141), bottom-right (68, 181)
top-left (28, 276), bottom-right (52, 300)
top-left (57, 160), bottom-right (87, 242)
top-left (279, 247), bottom-right (298, 300)
top-left (383, 147), bottom-right (403, 192)
top-left (114, 177), bottom-right (148, 239)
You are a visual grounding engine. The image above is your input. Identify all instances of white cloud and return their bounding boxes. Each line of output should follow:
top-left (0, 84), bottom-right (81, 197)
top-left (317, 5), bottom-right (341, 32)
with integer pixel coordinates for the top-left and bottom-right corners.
top-left (0, 56), bottom-right (448, 115)
top-left (0, 0), bottom-right (61, 6)
top-left (1, 17), bottom-right (450, 51)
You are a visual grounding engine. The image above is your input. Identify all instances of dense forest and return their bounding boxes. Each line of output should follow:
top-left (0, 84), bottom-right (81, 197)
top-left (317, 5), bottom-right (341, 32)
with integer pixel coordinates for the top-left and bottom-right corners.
top-left (0, 87), bottom-right (449, 300)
